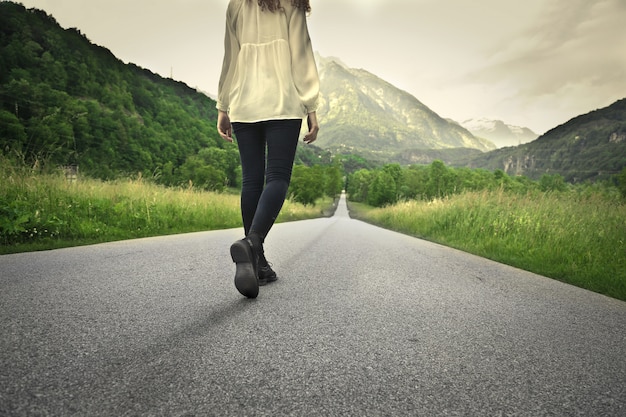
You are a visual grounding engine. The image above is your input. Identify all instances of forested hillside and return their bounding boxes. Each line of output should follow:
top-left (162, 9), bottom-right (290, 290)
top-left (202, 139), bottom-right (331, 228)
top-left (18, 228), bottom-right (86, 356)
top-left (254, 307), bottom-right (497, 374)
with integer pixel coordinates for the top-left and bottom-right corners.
top-left (0, 2), bottom-right (233, 182)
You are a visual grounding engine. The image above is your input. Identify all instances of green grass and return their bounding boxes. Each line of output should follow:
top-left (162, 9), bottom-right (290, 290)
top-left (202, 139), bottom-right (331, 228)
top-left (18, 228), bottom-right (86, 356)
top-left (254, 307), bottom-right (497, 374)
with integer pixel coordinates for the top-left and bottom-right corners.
top-left (349, 190), bottom-right (626, 301)
top-left (0, 163), bottom-right (334, 254)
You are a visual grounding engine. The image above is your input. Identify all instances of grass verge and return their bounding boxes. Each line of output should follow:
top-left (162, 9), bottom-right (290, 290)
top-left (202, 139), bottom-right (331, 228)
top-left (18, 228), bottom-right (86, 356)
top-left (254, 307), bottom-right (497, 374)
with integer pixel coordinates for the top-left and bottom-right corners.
top-left (0, 166), bottom-right (334, 254)
top-left (348, 190), bottom-right (626, 302)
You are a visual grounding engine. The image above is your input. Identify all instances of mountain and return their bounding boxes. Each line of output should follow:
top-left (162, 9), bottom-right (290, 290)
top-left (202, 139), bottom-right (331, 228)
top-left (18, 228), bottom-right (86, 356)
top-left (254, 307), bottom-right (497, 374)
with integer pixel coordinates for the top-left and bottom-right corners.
top-left (314, 55), bottom-right (496, 160)
top-left (458, 118), bottom-right (538, 148)
top-left (457, 99), bottom-right (626, 182)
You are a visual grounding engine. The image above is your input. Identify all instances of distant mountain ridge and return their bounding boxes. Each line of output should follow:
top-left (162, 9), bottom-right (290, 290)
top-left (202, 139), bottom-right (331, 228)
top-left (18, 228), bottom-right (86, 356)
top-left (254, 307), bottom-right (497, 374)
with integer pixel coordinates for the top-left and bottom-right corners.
top-left (314, 55), bottom-right (496, 159)
top-left (459, 118), bottom-right (538, 148)
top-left (457, 99), bottom-right (626, 182)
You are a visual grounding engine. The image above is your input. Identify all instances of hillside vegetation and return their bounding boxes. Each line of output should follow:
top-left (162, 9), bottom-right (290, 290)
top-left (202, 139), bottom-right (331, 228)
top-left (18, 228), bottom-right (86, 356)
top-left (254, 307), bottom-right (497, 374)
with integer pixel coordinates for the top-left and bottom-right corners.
top-left (0, 2), bottom-right (226, 181)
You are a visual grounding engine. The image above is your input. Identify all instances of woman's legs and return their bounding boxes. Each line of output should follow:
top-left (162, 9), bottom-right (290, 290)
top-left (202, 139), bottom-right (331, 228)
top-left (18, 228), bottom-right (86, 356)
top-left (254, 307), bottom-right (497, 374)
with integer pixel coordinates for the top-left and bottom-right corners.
top-left (230, 120), bottom-right (302, 292)
top-left (232, 122), bottom-right (265, 236)
top-left (233, 119), bottom-right (301, 241)
top-left (230, 119), bottom-right (300, 294)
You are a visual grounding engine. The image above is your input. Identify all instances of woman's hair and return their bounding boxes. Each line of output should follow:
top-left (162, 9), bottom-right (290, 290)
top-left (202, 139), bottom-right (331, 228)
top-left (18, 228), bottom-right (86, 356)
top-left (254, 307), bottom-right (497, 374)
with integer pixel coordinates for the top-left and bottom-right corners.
top-left (251, 0), bottom-right (311, 13)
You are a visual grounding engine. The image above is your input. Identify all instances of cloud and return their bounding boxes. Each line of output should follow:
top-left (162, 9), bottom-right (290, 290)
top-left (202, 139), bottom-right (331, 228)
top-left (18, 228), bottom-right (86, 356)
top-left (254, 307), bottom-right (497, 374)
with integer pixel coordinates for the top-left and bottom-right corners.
top-left (471, 0), bottom-right (626, 88)
top-left (449, 0), bottom-right (626, 130)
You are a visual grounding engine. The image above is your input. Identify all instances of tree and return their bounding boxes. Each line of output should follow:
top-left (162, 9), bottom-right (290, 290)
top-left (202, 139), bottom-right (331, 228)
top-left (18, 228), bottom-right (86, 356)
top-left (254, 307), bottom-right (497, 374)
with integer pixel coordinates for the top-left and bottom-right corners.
top-left (426, 160), bottom-right (452, 199)
top-left (539, 174), bottom-right (567, 192)
top-left (289, 165), bottom-right (324, 205)
top-left (402, 165), bottom-right (429, 200)
top-left (324, 163), bottom-right (343, 197)
top-left (0, 110), bottom-right (27, 154)
top-left (368, 169), bottom-right (396, 207)
top-left (196, 147), bottom-right (240, 187)
top-left (346, 169), bottom-right (372, 203)
top-left (179, 154), bottom-right (227, 191)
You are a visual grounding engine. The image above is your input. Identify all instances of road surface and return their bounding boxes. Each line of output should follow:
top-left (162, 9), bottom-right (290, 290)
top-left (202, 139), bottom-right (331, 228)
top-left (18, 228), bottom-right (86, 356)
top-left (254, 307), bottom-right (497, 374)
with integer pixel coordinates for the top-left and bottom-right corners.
top-left (1, 194), bottom-right (625, 416)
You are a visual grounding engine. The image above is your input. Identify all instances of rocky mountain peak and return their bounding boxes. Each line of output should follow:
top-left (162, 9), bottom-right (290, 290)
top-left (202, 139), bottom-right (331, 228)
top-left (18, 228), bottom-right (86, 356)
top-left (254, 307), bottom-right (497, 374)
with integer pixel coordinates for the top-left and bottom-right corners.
top-left (460, 118), bottom-right (538, 148)
top-left (313, 53), bottom-right (496, 158)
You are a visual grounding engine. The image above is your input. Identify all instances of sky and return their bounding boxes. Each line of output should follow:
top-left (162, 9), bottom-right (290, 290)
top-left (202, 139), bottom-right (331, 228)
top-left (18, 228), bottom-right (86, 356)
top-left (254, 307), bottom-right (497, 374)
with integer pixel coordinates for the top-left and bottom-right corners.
top-left (12, 0), bottom-right (626, 134)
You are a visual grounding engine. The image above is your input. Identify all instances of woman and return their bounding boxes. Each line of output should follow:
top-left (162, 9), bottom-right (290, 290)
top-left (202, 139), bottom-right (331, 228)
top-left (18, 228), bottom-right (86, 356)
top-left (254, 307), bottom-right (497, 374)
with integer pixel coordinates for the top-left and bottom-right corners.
top-left (217, 0), bottom-right (320, 298)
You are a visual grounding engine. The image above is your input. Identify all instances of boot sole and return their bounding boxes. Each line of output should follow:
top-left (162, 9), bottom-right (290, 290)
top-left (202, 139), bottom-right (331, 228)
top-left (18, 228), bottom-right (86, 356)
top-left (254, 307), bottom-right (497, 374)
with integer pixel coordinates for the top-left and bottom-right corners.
top-left (230, 240), bottom-right (259, 298)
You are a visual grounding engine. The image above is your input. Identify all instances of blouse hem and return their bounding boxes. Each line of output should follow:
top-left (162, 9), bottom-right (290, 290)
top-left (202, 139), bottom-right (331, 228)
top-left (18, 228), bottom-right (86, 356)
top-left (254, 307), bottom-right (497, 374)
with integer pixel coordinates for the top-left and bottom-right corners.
top-left (230, 115), bottom-right (305, 124)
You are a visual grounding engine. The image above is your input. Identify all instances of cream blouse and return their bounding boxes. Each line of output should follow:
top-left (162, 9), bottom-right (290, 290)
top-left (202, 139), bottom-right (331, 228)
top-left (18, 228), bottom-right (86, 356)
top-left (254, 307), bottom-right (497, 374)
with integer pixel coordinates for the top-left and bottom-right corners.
top-left (217, 0), bottom-right (320, 123)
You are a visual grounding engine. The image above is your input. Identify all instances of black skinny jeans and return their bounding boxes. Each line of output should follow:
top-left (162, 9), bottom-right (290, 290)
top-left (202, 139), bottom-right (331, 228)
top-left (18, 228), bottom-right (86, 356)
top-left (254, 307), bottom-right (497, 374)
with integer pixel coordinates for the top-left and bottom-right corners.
top-left (232, 119), bottom-right (301, 241)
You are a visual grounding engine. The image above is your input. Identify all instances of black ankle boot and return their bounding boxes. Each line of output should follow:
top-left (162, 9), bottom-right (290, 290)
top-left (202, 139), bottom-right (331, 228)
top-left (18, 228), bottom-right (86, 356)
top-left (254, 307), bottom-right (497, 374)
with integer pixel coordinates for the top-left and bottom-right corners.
top-left (248, 232), bottom-right (277, 286)
top-left (230, 237), bottom-right (259, 298)
top-left (258, 252), bottom-right (278, 285)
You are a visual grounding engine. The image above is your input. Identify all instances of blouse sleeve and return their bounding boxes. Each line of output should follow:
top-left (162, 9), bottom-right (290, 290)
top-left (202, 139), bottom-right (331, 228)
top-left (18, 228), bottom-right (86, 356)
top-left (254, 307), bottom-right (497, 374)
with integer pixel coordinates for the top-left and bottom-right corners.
top-left (288, 8), bottom-right (320, 114)
top-left (217, 3), bottom-right (240, 112)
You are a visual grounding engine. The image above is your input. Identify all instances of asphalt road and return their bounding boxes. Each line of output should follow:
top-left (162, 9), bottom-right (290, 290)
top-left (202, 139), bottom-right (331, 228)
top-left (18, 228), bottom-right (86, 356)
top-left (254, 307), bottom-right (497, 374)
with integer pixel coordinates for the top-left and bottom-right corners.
top-left (1, 194), bottom-right (625, 416)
